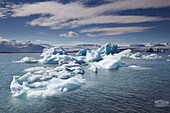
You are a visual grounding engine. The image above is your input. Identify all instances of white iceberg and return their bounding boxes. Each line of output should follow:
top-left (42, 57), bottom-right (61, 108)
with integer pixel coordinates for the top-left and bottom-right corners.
top-left (91, 49), bottom-right (131, 70)
top-left (167, 59), bottom-right (170, 62)
top-left (10, 62), bottom-right (85, 97)
top-left (41, 46), bottom-right (67, 57)
top-left (85, 43), bottom-right (119, 62)
top-left (154, 100), bottom-right (170, 107)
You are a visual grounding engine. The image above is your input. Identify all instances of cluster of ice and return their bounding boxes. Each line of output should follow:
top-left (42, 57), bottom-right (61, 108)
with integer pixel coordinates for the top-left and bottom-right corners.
top-left (10, 63), bottom-right (85, 97)
top-left (124, 52), bottom-right (162, 59)
top-left (76, 43), bottom-right (120, 62)
top-left (11, 43), bottom-right (134, 98)
top-left (154, 100), bottom-right (170, 107)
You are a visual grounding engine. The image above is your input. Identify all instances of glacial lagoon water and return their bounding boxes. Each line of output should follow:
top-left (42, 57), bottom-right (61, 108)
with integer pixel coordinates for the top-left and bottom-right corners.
top-left (0, 53), bottom-right (170, 113)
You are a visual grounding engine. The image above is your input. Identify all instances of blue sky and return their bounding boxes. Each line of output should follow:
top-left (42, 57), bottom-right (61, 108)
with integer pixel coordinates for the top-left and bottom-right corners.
top-left (0, 0), bottom-right (170, 45)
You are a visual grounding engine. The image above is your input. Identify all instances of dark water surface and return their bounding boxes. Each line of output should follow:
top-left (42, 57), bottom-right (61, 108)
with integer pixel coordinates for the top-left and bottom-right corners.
top-left (0, 53), bottom-right (170, 113)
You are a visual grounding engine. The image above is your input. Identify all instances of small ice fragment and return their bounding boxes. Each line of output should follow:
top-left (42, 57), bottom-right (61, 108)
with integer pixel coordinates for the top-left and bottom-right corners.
top-left (154, 100), bottom-right (170, 107)
top-left (21, 57), bottom-right (38, 63)
top-left (167, 59), bottom-right (170, 62)
top-left (88, 64), bottom-right (98, 73)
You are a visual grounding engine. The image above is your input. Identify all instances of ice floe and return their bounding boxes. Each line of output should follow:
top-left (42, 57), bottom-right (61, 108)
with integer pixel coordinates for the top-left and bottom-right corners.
top-left (154, 100), bottom-right (170, 107)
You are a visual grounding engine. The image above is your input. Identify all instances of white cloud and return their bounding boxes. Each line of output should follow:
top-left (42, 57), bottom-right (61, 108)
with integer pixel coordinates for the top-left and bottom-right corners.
top-left (82, 26), bottom-right (154, 37)
top-left (1, 0), bottom-right (169, 29)
top-left (36, 40), bottom-right (50, 43)
top-left (59, 31), bottom-right (79, 37)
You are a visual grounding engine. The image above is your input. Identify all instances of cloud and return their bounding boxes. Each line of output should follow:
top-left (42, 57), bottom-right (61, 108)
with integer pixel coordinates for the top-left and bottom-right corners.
top-left (36, 39), bottom-right (50, 43)
top-left (59, 31), bottom-right (79, 37)
top-left (1, 0), bottom-right (169, 29)
top-left (82, 26), bottom-right (154, 37)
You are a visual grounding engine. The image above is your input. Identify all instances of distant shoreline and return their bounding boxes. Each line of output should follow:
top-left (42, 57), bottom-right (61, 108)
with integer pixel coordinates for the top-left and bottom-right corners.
top-left (0, 52), bottom-right (42, 53)
top-left (0, 47), bottom-right (169, 53)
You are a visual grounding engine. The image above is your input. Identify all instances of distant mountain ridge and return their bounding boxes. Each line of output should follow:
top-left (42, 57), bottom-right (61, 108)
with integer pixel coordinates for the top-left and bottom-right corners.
top-left (0, 37), bottom-right (101, 53)
top-left (0, 37), bottom-right (51, 52)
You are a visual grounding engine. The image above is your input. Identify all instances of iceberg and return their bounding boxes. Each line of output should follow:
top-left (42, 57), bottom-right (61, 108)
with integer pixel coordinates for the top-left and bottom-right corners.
top-left (167, 59), bottom-right (170, 62)
top-left (10, 62), bottom-right (85, 97)
top-left (41, 46), bottom-right (67, 57)
top-left (91, 49), bottom-right (131, 70)
top-left (154, 100), bottom-right (169, 107)
top-left (85, 43), bottom-right (119, 62)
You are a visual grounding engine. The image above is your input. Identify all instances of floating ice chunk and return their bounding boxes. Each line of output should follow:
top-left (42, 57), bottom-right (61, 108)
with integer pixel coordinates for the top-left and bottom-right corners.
top-left (142, 54), bottom-right (162, 59)
top-left (167, 59), bottom-right (170, 62)
top-left (10, 62), bottom-right (85, 97)
top-left (168, 55), bottom-right (170, 57)
top-left (76, 49), bottom-right (89, 56)
top-left (88, 64), bottom-right (98, 73)
top-left (92, 49), bottom-right (131, 70)
top-left (41, 46), bottom-right (67, 57)
top-left (10, 76), bottom-right (30, 97)
top-left (13, 57), bottom-right (38, 63)
top-left (85, 43), bottom-right (120, 62)
top-left (126, 52), bottom-right (162, 60)
top-left (97, 43), bottom-right (119, 55)
top-left (128, 65), bottom-right (151, 70)
top-left (21, 57), bottom-right (38, 63)
top-left (154, 100), bottom-right (170, 107)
